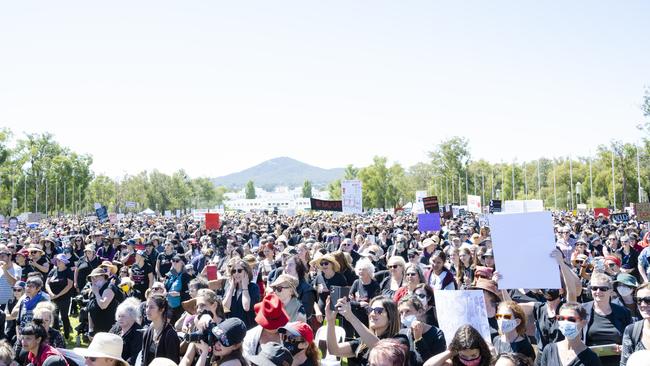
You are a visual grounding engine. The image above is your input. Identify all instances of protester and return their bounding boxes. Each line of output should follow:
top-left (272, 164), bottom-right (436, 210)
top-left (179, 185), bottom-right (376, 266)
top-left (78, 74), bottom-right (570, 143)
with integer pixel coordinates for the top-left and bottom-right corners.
top-left (223, 258), bottom-right (261, 329)
top-left (242, 292), bottom-right (290, 359)
top-left (368, 338), bottom-right (408, 366)
top-left (73, 332), bottom-right (129, 366)
top-left (109, 297), bottom-right (143, 366)
top-left (423, 324), bottom-right (493, 366)
top-left (278, 321), bottom-right (320, 366)
top-left (142, 294), bottom-right (180, 365)
top-left (33, 302), bottom-right (66, 348)
top-left (492, 301), bottom-right (535, 362)
top-left (397, 295), bottom-right (446, 364)
top-left (21, 321), bottom-right (68, 366)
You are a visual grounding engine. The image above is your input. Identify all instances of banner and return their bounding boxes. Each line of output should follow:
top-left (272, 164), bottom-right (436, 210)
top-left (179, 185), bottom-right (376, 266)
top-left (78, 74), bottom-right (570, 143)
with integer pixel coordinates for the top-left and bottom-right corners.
top-left (467, 195), bottom-right (482, 214)
top-left (342, 180), bottom-right (363, 214)
top-left (205, 213), bottom-right (221, 230)
top-left (418, 213), bottom-right (441, 232)
top-left (634, 203), bottom-right (650, 221)
top-left (594, 207), bottom-right (609, 218)
top-left (611, 212), bottom-right (629, 223)
top-left (422, 196), bottom-right (440, 214)
top-left (488, 211), bottom-right (561, 289)
top-left (489, 200), bottom-right (502, 213)
top-left (310, 198), bottom-right (343, 212)
top-left (434, 290), bottom-right (492, 346)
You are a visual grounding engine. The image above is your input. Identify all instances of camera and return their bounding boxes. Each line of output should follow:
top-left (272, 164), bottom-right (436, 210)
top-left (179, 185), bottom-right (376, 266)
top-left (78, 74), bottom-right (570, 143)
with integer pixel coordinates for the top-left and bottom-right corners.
top-left (183, 322), bottom-right (216, 344)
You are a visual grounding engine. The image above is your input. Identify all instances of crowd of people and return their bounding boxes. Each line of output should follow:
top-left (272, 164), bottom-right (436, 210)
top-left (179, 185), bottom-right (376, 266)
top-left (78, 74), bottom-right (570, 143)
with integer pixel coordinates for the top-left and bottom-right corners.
top-left (0, 208), bottom-right (649, 366)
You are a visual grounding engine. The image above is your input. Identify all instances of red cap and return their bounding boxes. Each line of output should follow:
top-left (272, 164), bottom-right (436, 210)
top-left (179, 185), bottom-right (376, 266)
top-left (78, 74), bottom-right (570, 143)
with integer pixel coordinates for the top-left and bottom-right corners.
top-left (605, 255), bottom-right (622, 267)
top-left (254, 293), bottom-right (289, 330)
top-left (279, 321), bottom-right (314, 343)
top-left (16, 249), bottom-right (29, 257)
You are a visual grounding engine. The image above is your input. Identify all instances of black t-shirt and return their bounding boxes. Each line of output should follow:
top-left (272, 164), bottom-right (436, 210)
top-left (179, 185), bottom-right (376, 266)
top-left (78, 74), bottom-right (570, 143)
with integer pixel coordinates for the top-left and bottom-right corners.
top-left (131, 263), bottom-right (153, 290)
top-left (47, 267), bottom-right (73, 297)
top-left (32, 256), bottom-right (50, 278)
top-left (616, 247), bottom-right (639, 270)
top-left (157, 252), bottom-right (176, 277)
top-left (587, 311), bottom-right (623, 366)
top-left (492, 335), bottom-right (536, 361)
top-left (350, 279), bottom-right (380, 302)
top-left (314, 272), bottom-right (347, 311)
top-left (76, 256), bottom-right (102, 289)
top-left (538, 342), bottom-right (602, 366)
top-left (533, 300), bottom-right (565, 350)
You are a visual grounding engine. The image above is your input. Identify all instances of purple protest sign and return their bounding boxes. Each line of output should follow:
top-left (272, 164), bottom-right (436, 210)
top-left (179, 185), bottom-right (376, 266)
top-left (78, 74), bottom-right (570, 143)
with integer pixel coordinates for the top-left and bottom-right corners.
top-left (418, 213), bottom-right (441, 232)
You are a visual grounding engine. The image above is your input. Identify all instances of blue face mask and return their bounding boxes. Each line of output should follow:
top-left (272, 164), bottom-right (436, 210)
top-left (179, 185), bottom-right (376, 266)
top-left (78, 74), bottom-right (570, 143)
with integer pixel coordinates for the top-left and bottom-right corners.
top-left (558, 320), bottom-right (579, 339)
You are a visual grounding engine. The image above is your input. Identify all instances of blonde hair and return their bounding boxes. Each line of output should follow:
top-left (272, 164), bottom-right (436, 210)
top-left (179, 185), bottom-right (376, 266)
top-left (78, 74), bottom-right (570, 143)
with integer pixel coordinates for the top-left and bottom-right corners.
top-left (0, 340), bottom-right (14, 365)
top-left (34, 302), bottom-right (57, 326)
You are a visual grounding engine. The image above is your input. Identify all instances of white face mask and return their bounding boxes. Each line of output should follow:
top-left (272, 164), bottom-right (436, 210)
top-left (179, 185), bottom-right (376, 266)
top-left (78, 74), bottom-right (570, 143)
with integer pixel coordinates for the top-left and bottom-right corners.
top-left (497, 318), bottom-right (518, 334)
top-left (618, 286), bottom-right (634, 297)
top-left (558, 320), bottom-right (580, 339)
top-left (401, 314), bottom-right (417, 328)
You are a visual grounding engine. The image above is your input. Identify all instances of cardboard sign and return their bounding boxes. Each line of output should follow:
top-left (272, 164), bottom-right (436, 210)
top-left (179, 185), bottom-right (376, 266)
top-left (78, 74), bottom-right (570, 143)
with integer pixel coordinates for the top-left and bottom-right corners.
top-left (489, 211), bottom-right (561, 289)
top-left (467, 195), bottom-right (482, 214)
top-left (205, 213), bottom-right (221, 230)
top-left (435, 290), bottom-right (492, 346)
top-left (503, 200), bottom-right (544, 213)
top-left (422, 196), bottom-right (440, 214)
top-left (594, 207), bottom-right (609, 218)
top-left (418, 213), bottom-right (441, 232)
top-left (310, 198), bottom-right (343, 212)
top-left (414, 191), bottom-right (428, 214)
top-left (489, 200), bottom-right (502, 213)
top-left (164, 210), bottom-right (172, 218)
top-left (611, 212), bottom-right (629, 223)
top-left (95, 206), bottom-right (109, 223)
top-left (634, 203), bottom-right (650, 221)
top-left (341, 180), bottom-right (363, 214)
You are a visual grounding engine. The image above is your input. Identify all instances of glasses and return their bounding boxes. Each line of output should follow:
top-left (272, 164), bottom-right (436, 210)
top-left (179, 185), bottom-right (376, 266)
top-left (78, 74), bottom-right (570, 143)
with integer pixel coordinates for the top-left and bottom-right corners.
top-left (172, 259), bottom-right (182, 263)
top-left (366, 307), bottom-right (385, 315)
top-left (405, 272), bottom-right (418, 277)
top-left (607, 263), bottom-right (617, 268)
top-left (231, 268), bottom-right (244, 274)
top-left (152, 287), bottom-right (164, 291)
top-left (557, 315), bottom-right (579, 323)
top-left (636, 297), bottom-right (650, 305)
top-left (271, 286), bottom-right (288, 292)
top-left (388, 265), bottom-right (400, 269)
top-left (495, 313), bottom-right (513, 320)
top-left (319, 261), bottom-right (329, 266)
top-left (415, 293), bottom-right (427, 300)
top-left (13, 288), bottom-right (23, 292)
top-left (591, 286), bottom-right (610, 292)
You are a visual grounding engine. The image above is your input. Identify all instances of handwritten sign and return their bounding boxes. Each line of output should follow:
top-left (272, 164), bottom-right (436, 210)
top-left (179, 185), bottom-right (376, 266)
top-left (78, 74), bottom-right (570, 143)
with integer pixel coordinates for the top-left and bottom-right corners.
top-left (435, 290), bottom-right (492, 346)
top-left (342, 180), bottom-right (363, 214)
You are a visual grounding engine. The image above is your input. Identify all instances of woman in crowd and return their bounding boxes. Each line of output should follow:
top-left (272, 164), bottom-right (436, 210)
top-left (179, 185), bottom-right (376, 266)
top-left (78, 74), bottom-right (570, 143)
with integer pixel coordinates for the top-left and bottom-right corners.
top-left (73, 332), bottom-right (130, 366)
top-left (311, 253), bottom-right (346, 318)
top-left (368, 339), bottom-right (408, 366)
top-left (32, 302), bottom-right (66, 348)
top-left (87, 267), bottom-right (124, 334)
top-left (350, 258), bottom-right (380, 329)
top-left (425, 250), bottom-right (456, 290)
top-left (537, 302), bottom-right (602, 366)
top-left (456, 248), bottom-right (475, 289)
top-left (45, 253), bottom-right (74, 339)
top-left (423, 324), bottom-right (493, 366)
top-left (379, 255), bottom-right (405, 298)
top-left (192, 318), bottom-right (248, 366)
top-left (325, 295), bottom-right (400, 366)
top-left (285, 255), bottom-right (317, 324)
top-left (621, 282), bottom-right (650, 365)
top-left (279, 321), bottom-right (320, 366)
top-left (243, 293), bottom-right (290, 358)
top-left (180, 289), bottom-right (226, 365)
top-left (393, 263), bottom-right (425, 303)
top-left (492, 301), bottom-right (535, 362)
top-left (156, 241), bottom-right (176, 281)
top-left (223, 258), bottom-right (261, 329)
top-left (332, 250), bottom-right (357, 286)
top-left (20, 321), bottom-right (68, 366)
top-left (494, 353), bottom-right (534, 366)
top-left (130, 249), bottom-right (155, 301)
top-left (164, 254), bottom-right (192, 323)
top-left (398, 295), bottom-right (446, 365)
top-left (142, 294), bottom-right (180, 365)
top-left (270, 274), bottom-right (306, 322)
top-left (109, 297), bottom-right (143, 366)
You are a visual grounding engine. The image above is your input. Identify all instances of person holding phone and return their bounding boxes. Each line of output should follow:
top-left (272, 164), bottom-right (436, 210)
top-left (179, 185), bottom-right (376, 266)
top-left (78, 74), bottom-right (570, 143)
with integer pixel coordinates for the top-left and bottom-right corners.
top-left (223, 258), bottom-right (260, 329)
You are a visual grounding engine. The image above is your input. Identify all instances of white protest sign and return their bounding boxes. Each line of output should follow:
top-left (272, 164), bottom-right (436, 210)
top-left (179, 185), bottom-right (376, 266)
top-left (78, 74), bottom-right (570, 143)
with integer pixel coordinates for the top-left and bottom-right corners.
top-left (109, 213), bottom-right (117, 224)
top-left (414, 190), bottom-right (428, 214)
top-left (125, 201), bottom-right (137, 208)
top-left (467, 195), bottom-right (482, 214)
top-left (342, 180), bottom-right (363, 214)
top-left (489, 211), bottom-right (561, 289)
top-left (176, 209), bottom-right (181, 218)
top-left (94, 202), bottom-right (102, 210)
top-left (164, 210), bottom-right (172, 218)
top-left (503, 200), bottom-right (544, 213)
top-left (434, 290), bottom-right (492, 346)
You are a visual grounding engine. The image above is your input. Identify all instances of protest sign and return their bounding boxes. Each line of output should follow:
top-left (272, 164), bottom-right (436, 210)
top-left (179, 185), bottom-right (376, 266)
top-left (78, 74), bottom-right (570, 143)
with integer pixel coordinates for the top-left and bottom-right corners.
top-left (164, 210), bottom-right (172, 218)
top-left (478, 214), bottom-right (490, 228)
top-left (109, 213), bottom-right (117, 224)
top-left (594, 207), bottom-right (609, 218)
top-left (577, 204), bottom-right (587, 212)
top-left (418, 213), bottom-right (441, 232)
top-left (95, 206), bottom-right (108, 223)
top-left (310, 198), bottom-right (343, 212)
top-left (503, 200), bottom-right (544, 213)
top-left (489, 200), bottom-right (502, 213)
top-left (611, 212), bottom-right (629, 223)
top-left (8, 217), bottom-right (18, 231)
top-left (442, 205), bottom-right (453, 219)
top-left (488, 211), bottom-right (561, 289)
top-left (467, 195), bottom-right (481, 214)
top-left (125, 201), bottom-right (137, 208)
top-left (341, 180), bottom-right (363, 214)
top-left (414, 190), bottom-right (428, 214)
top-left (434, 290), bottom-right (492, 346)
top-left (176, 209), bottom-right (181, 218)
top-left (634, 203), bottom-right (650, 221)
top-left (422, 196), bottom-right (440, 214)
top-left (205, 213), bottom-right (220, 230)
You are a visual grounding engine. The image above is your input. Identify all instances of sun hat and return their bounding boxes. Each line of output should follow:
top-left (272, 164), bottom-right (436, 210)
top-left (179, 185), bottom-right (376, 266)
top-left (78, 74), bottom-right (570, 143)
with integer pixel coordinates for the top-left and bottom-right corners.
top-left (53, 253), bottom-right (69, 265)
top-left (309, 253), bottom-right (340, 272)
top-left (87, 267), bottom-right (110, 282)
top-left (73, 332), bottom-right (128, 366)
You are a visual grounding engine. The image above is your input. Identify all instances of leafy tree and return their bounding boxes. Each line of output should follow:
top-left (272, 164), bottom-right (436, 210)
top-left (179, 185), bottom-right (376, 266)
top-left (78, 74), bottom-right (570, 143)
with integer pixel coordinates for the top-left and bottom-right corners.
top-left (245, 180), bottom-right (256, 199)
top-left (302, 180), bottom-right (312, 198)
top-left (328, 179), bottom-right (341, 200)
top-left (344, 165), bottom-right (359, 180)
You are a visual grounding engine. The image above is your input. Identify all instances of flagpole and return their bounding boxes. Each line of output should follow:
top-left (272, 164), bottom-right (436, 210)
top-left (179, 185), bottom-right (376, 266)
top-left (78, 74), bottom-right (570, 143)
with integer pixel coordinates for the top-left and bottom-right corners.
top-left (612, 148), bottom-right (616, 210)
top-left (553, 160), bottom-right (557, 209)
top-left (524, 161), bottom-right (528, 200)
top-left (637, 144), bottom-right (642, 202)
top-left (511, 161), bottom-right (515, 200)
top-left (589, 154), bottom-right (594, 209)
top-left (537, 159), bottom-right (541, 199)
top-left (569, 156), bottom-right (574, 210)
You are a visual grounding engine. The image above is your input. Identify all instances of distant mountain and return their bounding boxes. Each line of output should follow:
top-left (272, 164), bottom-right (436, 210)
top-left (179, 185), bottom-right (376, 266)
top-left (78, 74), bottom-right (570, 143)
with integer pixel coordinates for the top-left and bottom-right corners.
top-left (211, 157), bottom-right (344, 189)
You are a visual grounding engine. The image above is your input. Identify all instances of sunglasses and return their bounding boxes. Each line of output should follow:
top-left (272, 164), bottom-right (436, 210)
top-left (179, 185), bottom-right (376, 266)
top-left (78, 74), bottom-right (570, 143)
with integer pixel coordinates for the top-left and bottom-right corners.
top-left (271, 286), bottom-right (288, 292)
top-left (152, 287), bottom-right (164, 291)
top-left (557, 315), bottom-right (579, 323)
top-left (495, 313), bottom-right (513, 320)
top-left (366, 307), bottom-right (385, 315)
top-left (636, 296), bottom-right (650, 305)
top-left (405, 272), bottom-right (418, 277)
top-left (13, 288), bottom-right (23, 292)
top-left (231, 268), bottom-right (244, 274)
top-left (591, 286), bottom-right (610, 292)
top-left (319, 261), bottom-right (330, 266)
top-left (388, 265), bottom-right (400, 269)
top-left (415, 293), bottom-right (427, 300)
top-left (408, 254), bottom-right (417, 258)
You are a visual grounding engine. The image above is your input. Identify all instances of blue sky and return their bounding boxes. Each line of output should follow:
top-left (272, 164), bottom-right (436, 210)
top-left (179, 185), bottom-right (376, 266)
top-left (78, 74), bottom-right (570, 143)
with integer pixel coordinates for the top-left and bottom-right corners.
top-left (1, 1), bottom-right (649, 178)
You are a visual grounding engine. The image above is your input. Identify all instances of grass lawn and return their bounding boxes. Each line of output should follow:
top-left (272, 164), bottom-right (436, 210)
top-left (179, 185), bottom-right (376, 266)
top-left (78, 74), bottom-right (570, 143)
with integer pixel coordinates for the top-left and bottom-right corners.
top-left (66, 315), bottom-right (89, 349)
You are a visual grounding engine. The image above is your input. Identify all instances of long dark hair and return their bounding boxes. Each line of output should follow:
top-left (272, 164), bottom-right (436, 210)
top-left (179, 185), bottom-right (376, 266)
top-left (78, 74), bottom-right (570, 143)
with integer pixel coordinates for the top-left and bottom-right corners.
top-left (449, 325), bottom-right (492, 366)
top-left (21, 321), bottom-right (48, 346)
top-left (148, 294), bottom-right (171, 322)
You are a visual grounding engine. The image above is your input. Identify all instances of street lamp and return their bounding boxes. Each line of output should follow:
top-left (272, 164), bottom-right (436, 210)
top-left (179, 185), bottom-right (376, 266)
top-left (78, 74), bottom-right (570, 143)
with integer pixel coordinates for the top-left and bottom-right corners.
top-left (575, 182), bottom-right (582, 205)
top-left (567, 191), bottom-right (572, 210)
top-left (495, 189), bottom-right (501, 200)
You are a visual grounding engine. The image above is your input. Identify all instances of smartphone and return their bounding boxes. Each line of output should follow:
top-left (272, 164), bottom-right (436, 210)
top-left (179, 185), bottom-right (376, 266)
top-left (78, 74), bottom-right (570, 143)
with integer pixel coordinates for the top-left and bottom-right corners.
top-left (330, 286), bottom-right (351, 311)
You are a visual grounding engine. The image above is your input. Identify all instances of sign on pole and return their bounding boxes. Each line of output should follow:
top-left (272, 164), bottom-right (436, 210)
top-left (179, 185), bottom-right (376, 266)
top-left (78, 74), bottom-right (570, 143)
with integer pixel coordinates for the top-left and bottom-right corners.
top-left (342, 180), bottom-right (363, 214)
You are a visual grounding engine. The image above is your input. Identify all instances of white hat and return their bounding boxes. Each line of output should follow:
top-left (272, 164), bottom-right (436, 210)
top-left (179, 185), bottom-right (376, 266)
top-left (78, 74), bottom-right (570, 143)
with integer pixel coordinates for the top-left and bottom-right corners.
top-left (149, 358), bottom-right (178, 366)
top-left (73, 332), bottom-right (128, 366)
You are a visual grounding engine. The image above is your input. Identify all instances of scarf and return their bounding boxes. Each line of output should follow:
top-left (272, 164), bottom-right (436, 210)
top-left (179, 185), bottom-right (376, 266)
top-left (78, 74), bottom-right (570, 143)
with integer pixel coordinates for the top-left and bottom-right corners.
top-left (23, 291), bottom-right (45, 312)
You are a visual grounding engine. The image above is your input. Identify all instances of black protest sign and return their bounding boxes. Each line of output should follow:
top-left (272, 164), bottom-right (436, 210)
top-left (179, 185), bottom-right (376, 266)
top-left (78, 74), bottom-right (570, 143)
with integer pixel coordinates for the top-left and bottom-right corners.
top-left (610, 212), bottom-right (629, 223)
top-left (310, 198), bottom-right (343, 212)
top-left (423, 196), bottom-right (440, 214)
top-left (489, 200), bottom-right (502, 213)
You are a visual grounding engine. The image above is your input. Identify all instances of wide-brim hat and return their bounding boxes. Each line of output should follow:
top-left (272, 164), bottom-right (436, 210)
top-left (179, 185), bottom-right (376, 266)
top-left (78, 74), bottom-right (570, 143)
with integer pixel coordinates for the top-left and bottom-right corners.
top-left (309, 253), bottom-right (340, 272)
top-left (73, 332), bottom-right (128, 366)
top-left (87, 267), bottom-right (110, 282)
top-left (100, 261), bottom-right (118, 275)
top-left (470, 278), bottom-right (501, 300)
top-left (93, 230), bottom-right (105, 237)
top-left (27, 244), bottom-right (45, 255)
top-left (614, 273), bottom-right (638, 288)
top-left (254, 293), bottom-right (289, 330)
top-left (419, 237), bottom-right (439, 250)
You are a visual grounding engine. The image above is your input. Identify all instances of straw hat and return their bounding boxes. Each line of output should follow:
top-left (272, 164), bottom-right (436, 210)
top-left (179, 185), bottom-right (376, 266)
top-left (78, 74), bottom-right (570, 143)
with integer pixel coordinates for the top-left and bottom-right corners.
top-left (99, 261), bottom-right (118, 275)
top-left (309, 253), bottom-right (340, 272)
top-left (73, 332), bottom-right (128, 366)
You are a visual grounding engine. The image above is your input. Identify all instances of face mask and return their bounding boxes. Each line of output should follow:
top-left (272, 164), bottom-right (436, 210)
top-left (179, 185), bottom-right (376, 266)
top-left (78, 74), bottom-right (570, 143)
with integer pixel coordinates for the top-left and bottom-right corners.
top-left (401, 314), bottom-right (417, 328)
top-left (459, 355), bottom-right (481, 366)
top-left (558, 320), bottom-right (579, 339)
top-left (618, 286), bottom-right (634, 297)
top-left (498, 318), bottom-right (518, 333)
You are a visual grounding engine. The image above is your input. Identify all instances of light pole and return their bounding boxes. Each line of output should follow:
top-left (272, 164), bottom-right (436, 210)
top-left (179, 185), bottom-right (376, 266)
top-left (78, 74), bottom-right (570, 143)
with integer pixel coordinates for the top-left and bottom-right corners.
top-left (576, 182), bottom-right (582, 205)
top-left (567, 191), bottom-right (572, 210)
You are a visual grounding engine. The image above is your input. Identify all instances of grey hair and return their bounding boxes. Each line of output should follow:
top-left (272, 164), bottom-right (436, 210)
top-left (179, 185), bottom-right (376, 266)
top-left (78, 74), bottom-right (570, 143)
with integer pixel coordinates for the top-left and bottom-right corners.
top-left (116, 297), bottom-right (142, 324)
top-left (355, 257), bottom-right (375, 277)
